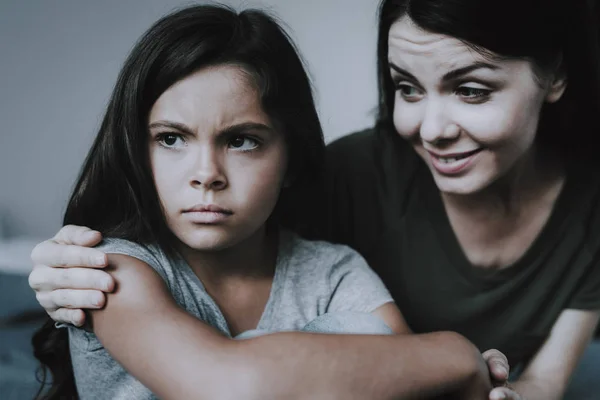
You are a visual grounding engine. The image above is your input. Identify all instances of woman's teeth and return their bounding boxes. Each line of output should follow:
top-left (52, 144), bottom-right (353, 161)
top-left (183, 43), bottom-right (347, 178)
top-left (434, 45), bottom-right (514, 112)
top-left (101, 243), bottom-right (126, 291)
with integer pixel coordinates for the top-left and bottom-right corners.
top-left (438, 157), bottom-right (461, 163)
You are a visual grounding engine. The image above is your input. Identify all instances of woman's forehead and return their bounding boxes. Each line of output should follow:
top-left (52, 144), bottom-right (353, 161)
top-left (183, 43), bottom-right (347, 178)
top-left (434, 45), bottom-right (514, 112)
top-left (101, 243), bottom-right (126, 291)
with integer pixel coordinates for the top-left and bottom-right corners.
top-left (387, 17), bottom-right (523, 79)
top-left (388, 17), bottom-right (474, 61)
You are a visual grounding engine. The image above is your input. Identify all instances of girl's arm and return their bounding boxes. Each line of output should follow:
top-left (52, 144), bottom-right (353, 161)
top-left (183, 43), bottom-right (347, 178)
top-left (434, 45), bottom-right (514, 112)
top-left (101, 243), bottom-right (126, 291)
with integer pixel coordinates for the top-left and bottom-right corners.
top-left (94, 253), bottom-right (492, 400)
top-left (490, 309), bottom-right (600, 400)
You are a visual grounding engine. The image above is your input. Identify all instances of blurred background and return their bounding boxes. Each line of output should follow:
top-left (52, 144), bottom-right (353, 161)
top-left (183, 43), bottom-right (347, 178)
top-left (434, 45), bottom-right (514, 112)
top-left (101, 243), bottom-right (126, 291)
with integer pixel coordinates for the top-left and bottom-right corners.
top-left (0, 0), bottom-right (380, 398)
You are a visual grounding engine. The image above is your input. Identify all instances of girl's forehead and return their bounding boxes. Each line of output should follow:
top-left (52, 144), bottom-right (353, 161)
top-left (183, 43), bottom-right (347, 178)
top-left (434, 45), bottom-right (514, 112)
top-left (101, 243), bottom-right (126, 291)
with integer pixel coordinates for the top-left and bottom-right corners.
top-left (149, 66), bottom-right (271, 130)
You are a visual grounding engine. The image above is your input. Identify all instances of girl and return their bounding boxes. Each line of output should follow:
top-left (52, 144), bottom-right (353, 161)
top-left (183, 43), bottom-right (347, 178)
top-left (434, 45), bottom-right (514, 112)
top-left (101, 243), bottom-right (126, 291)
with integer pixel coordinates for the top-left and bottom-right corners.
top-left (32, 4), bottom-right (502, 400)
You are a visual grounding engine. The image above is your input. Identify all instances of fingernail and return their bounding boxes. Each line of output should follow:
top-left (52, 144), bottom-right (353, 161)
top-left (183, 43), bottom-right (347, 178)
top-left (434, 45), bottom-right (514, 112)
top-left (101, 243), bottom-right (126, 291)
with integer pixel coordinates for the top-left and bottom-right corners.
top-left (94, 255), bottom-right (106, 266)
top-left (102, 279), bottom-right (113, 291)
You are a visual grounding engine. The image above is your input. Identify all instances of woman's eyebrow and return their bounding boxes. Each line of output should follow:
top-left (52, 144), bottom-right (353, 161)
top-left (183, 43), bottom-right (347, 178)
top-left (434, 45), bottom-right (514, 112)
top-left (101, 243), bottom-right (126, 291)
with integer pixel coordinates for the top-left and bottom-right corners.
top-left (389, 62), bottom-right (418, 81)
top-left (389, 61), bottom-right (500, 82)
top-left (441, 62), bottom-right (500, 82)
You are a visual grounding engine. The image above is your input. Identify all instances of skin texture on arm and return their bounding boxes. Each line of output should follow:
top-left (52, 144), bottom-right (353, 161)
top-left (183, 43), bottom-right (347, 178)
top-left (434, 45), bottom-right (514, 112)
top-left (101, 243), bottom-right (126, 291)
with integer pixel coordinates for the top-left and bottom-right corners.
top-left (372, 302), bottom-right (511, 388)
top-left (489, 309), bottom-right (600, 400)
top-left (371, 302), bottom-right (412, 334)
top-left (92, 253), bottom-right (492, 400)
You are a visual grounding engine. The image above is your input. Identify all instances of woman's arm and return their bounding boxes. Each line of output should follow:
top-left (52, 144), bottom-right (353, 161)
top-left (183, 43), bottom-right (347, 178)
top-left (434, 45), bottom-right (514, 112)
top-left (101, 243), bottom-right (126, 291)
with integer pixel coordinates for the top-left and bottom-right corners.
top-left (95, 253), bottom-right (492, 400)
top-left (489, 309), bottom-right (600, 400)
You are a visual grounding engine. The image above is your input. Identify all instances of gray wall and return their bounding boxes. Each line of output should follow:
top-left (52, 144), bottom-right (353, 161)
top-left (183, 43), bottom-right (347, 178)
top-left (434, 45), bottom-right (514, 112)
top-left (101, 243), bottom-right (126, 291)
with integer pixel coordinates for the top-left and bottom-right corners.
top-left (0, 0), bottom-right (380, 238)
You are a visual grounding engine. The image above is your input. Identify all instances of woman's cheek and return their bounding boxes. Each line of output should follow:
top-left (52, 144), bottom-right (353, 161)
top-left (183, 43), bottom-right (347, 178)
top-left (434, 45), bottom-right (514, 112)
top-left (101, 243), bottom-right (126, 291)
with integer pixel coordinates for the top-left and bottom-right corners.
top-left (393, 106), bottom-right (420, 140)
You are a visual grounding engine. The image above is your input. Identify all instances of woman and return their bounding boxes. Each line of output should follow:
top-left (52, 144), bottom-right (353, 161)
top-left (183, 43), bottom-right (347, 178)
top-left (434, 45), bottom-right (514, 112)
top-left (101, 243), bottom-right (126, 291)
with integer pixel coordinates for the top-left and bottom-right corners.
top-left (29, 0), bottom-right (600, 399)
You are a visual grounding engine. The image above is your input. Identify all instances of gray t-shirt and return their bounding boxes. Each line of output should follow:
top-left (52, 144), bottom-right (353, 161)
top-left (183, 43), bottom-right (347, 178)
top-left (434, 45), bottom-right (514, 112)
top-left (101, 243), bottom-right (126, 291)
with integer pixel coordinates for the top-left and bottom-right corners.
top-left (68, 230), bottom-right (393, 399)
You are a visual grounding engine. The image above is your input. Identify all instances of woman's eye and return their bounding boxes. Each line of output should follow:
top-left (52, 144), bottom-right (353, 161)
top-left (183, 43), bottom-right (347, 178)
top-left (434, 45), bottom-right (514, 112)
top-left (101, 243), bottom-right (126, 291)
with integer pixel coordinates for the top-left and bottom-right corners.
top-left (229, 136), bottom-right (260, 151)
top-left (396, 84), bottom-right (423, 101)
top-left (456, 86), bottom-right (492, 100)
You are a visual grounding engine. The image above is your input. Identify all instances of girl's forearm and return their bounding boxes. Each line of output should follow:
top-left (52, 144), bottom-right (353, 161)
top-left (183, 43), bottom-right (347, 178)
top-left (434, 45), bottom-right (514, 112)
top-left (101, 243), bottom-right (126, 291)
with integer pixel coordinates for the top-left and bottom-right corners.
top-left (229, 330), bottom-right (487, 400)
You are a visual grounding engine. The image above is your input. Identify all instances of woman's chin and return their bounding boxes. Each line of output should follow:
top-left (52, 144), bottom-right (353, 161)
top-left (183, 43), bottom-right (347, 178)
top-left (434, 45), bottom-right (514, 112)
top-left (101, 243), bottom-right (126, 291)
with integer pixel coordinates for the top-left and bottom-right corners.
top-left (432, 172), bottom-right (492, 196)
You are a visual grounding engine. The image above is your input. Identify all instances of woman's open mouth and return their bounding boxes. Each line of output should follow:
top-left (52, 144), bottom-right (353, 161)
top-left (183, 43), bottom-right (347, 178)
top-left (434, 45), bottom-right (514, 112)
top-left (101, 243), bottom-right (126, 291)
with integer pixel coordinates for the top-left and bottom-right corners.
top-left (428, 148), bottom-right (483, 175)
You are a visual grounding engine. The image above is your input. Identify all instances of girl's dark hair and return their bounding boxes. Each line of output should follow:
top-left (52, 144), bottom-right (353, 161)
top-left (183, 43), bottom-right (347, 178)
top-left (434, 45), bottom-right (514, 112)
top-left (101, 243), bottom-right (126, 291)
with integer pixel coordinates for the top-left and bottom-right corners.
top-left (32, 4), bottom-right (325, 398)
top-left (376, 0), bottom-right (600, 161)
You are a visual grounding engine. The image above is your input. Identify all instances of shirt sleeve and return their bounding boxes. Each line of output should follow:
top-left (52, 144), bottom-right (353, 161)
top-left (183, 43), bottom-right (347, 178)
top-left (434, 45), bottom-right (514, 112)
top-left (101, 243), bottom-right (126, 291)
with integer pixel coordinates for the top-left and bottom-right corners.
top-left (568, 242), bottom-right (600, 310)
top-left (325, 245), bottom-right (394, 314)
top-left (568, 190), bottom-right (600, 310)
top-left (95, 238), bottom-right (169, 283)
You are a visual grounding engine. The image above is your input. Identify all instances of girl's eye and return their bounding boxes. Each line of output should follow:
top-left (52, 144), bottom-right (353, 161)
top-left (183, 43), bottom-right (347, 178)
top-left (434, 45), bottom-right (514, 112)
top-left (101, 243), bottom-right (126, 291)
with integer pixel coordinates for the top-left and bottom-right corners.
top-left (157, 133), bottom-right (185, 148)
top-left (229, 136), bottom-right (260, 151)
top-left (455, 86), bottom-right (492, 100)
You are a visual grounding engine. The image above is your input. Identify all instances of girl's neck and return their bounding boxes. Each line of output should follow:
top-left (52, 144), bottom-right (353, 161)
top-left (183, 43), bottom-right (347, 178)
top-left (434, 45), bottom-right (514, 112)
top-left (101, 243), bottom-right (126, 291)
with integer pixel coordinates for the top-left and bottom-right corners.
top-left (176, 226), bottom-right (279, 287)
top-left (441, 146), bottom-right (565, 220)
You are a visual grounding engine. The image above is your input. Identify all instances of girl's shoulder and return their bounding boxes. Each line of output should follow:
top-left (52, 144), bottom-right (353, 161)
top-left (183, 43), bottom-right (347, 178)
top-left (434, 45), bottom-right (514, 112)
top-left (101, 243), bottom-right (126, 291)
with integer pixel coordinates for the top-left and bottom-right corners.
top-left (275, 230), bottom-right (392, 314)
top-left (94, 237), bottom-right (172, 282)
top-left (279, 230), bottom-right (365, 268)
top-left (278, 230), bottom-right (379, 284)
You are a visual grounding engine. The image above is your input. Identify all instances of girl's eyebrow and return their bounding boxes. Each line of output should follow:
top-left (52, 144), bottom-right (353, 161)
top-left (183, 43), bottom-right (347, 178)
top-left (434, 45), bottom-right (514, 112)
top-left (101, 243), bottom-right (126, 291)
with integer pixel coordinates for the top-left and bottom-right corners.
top-left (148, 120), bottom-right (273, 135)
top-left (389, 61), bottom-right (500, 82)
top-left (220, 122), bottom-right (274, 136)
top-left (148, 120), bottom-right (193, 134)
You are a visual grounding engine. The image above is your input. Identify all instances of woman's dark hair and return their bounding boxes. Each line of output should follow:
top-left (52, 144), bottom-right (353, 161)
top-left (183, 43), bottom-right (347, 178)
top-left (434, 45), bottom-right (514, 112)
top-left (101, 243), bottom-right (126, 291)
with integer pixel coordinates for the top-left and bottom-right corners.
top-left (376, 0), bottom-right (600, 161)
top-left (32, 4), bottom-right (325, 398)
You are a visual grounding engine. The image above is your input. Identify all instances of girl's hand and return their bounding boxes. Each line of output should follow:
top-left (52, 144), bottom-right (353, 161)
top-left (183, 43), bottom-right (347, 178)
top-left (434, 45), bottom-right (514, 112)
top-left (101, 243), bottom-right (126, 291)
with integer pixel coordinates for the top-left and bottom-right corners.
top-left (457, 350), bottom-right (493, 400)
top-left (28, 225), bottom-right (114, 326)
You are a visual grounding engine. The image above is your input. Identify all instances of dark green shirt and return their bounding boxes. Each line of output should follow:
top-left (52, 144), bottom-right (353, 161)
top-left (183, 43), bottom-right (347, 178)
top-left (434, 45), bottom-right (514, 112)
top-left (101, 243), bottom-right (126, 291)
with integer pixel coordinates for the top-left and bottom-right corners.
top-left (305, 127), bottom-right (600, 367)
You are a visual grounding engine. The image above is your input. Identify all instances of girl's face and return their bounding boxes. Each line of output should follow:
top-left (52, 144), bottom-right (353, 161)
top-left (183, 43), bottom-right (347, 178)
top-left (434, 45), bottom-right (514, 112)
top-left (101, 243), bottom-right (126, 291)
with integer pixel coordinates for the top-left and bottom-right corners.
top-left (148, 65), bottom-right (288, 251)
top-left (388, 16), bottom-right (566, 195)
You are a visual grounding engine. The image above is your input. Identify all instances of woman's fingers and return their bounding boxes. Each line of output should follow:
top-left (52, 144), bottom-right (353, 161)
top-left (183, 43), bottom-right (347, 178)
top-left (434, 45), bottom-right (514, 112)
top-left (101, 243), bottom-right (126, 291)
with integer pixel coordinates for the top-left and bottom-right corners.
top-left (48, 308), bottom-right (87, 327)
top-left (483, 348), bottom-right (510, 382)
top-left (36, 289), bottom-right (106, 310)
top-left (29, 265), bottom-right (114, 291)
top-left (31, 240), bottom-right (107, 268)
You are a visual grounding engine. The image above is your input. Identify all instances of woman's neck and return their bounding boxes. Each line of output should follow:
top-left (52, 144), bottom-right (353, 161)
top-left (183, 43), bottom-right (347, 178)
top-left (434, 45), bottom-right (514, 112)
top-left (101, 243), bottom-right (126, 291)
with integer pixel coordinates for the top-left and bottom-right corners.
top-left (439, 146), bottom-right (566, 268)
top-left (176, 226), bottom-right (278, 288)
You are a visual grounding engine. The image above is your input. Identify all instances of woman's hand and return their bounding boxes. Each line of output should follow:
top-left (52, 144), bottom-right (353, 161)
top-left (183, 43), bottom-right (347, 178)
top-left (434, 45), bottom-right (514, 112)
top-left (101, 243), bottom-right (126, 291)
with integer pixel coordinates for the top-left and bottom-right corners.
top-left (482, 349), bottom-right (510, 385)
top-left (28, 225), bottom-right (114, 326)
top-left (482, 349), bottom-right (524, 399)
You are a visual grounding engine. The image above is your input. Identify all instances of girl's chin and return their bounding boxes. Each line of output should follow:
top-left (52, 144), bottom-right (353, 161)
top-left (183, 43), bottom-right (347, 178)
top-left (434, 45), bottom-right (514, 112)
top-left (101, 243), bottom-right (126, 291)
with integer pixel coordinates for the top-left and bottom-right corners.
top-left (176, 229), bottom-right (237, 251)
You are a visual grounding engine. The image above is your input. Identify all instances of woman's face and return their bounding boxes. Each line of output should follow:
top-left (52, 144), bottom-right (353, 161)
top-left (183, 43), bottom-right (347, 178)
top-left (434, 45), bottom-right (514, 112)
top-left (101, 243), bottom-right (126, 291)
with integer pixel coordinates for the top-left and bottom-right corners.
top-left (148, 65), bottom-right (288, 252)
top-left (388, 16), bottom-right (566, 194)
